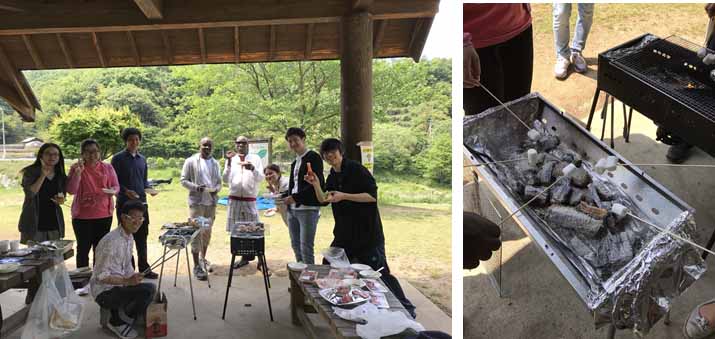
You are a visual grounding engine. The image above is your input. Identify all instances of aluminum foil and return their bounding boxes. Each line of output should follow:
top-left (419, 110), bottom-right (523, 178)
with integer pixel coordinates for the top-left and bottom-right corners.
top-left (464, 93), bottom-right (707, 335)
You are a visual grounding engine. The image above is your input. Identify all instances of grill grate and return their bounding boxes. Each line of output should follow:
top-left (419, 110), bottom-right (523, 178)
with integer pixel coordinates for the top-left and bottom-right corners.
top-left (612, 36), bottom-right (715, 121)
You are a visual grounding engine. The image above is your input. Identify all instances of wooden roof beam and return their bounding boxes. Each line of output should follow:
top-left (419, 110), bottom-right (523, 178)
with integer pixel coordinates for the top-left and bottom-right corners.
top-left (372, 20), bottom-right (387, 55)
top-left (304, 23), bottom-right (314, 60)
top-left (22, 35), bottom-right (44, 69)
top-left (126, 31), bottom-right (140, 66)
top-left (91, 32), bottom-right (106, 67)
top-left (134, 0), bottom-right (163, 20)
top-left (269, 25), bottom-right (276, 61)
top-left (161, 30), bottom-right (173, 64)
top-left (55, 33), bottom-right (74, 68)
top-left (233, 26), bottom-right (240, 63)
top-left (0, 46), bottom-right (38, 121)
top-left (0, 0), bottom-right (439, 35)
top-left (408, 17), bottom-right (433, 62)
top-left (198, 28), bottom-right (206, 64)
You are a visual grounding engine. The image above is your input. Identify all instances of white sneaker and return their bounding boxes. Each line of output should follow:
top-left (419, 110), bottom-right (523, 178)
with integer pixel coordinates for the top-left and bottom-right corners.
top-left (570, 51), bottom-right (588, 73)
top-left (75, 285), bottom-right (90, 296)
top-left (554, 56), bottom-right (570, 79)
top-left (106, 322), bottom-right (138, 339)
top-left (683, 299), bottom-right (715, 339)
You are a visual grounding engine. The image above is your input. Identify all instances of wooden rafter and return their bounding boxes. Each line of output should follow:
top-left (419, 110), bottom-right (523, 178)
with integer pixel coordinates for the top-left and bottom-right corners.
top-left (55, 33), bottom-right (74, 68)
top-left (372, 20), bottom-right (387, 55)
top-left (198, 28), bottom-right (206, 64)
top-left (408, 17), bottom-right (433, 62)
top-left (160, 30), bottom-right (173, 64)
top-left (407, 19), bottom-right (423, 57)
top-left (133, 0), bottom-right (163, 20)
top-left (125, 31), bottom-right (140, 66)
top-left (304, 23), bottom-right (314, 60)
top-left (0, 0), bottom-right (439, 35)
top-left (233, 26), bottom-right (240, 63)
top-left (22, 35), bottom-right (43, 69)
top-left (269, 25), bottom-right (276, 61)
top-left (90, 32), bottom-right (106, 67)
top-left (0, 44), bottom-right (36, 120)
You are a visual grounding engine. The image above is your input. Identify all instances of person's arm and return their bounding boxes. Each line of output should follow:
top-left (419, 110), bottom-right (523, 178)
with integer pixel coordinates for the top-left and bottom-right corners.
top-left (212, 159), bottom-right (222, 193)
top-left (292, 153), bottom-right (325, 204)
top-left (463, 32), bottom-right (481, 88)
top-left (143, 156), bottom-right (150, 189)
top-left (25, 168), bottom-right (47, 195)
top-left (252, 156), bottom-right (265, 183)
top-left (222, 157), bottom-right (231, 184)
top-left (180, 158), bottom-right (200, 191)
top-left (305, 172), bottom-right (329, 204)
top-left (106, 164), bottom-right (120, 193)
top-left (65, 166), bottom-right (81, 195)
top-left (329, 163), bottom-right (377, 203)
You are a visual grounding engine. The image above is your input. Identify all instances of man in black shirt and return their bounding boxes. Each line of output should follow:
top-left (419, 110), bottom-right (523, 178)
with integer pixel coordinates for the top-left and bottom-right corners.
top-left (305, 138), bottom-right (416, 318)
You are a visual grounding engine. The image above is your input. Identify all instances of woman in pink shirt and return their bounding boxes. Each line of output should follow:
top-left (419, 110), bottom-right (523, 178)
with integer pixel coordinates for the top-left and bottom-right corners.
top-left (66, 139), bottom-right (120, 270)
top-left (463, 4), bottom-right (533, 115)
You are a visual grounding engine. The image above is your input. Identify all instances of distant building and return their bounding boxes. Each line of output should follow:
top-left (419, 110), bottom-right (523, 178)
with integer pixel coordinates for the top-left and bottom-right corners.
top-left (21, 137), bottom-right (43, 149)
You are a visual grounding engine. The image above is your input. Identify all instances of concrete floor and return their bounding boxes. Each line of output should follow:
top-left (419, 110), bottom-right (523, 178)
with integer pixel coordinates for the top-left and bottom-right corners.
top-left (464, 104), bottom-right (715, 339)
top-left (2, 268), bottom-right (451, 338)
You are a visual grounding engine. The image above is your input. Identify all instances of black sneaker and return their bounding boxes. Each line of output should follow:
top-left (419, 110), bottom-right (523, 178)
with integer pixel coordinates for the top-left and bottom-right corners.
top-left (143, 271), bottom-right (159, 280)
top-left (666, 142), bottom-right (693, 164)
top-left (194, 265), bottom-right (207, 281)
top-left (233, 258), bottom-right (250, 269)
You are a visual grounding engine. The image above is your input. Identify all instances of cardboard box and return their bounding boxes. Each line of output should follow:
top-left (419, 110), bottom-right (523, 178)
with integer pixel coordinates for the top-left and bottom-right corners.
top-left (146, 292), bottom-right (167, 338)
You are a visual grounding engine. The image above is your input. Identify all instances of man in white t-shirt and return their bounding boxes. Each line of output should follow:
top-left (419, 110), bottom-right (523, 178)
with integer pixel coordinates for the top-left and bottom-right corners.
top-left (180, 137), bottom-right (221, 281)
top-left (223, 135), bottom-right (265, 269)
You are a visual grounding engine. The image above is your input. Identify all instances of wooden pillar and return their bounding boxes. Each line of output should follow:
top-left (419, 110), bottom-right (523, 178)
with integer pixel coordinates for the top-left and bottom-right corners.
top-left (340, 11), bottom-right (372, 162)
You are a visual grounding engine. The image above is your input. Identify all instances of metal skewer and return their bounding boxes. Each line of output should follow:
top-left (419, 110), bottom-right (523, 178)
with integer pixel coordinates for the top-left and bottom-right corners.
top-left (619, 163), bottom-right (715, 169)
top-left (628, 213), bottom-right (715, 257)
top-left (477, 81), bottom-right (531, 130)
top-left (464, 158), bottom-right (528, 167)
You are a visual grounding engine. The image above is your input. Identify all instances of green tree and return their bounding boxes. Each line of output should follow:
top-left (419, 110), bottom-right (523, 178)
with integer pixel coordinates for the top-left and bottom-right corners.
top-left (49, 106), bottom-right (142, 158)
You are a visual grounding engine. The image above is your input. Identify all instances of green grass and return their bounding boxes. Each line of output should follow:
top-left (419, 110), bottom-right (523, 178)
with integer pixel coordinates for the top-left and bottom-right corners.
top-left (0, 160), bottom-right (452, 314)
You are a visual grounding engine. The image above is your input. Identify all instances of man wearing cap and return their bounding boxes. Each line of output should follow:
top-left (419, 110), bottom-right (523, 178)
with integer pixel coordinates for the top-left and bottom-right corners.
top-left (223, 136), bottom-right (266, 270)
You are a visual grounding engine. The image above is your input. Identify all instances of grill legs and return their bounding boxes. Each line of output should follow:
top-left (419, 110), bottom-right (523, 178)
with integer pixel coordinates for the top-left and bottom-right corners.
top-left (587, 89), bottom-right (633, 148)
top-left (221, 254), bottom-right (273, 322)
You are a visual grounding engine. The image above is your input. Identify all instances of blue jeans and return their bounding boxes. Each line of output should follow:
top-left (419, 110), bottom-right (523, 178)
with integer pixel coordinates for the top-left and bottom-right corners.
top-left (553, 3), bottom-right (594, 59)
top-left (287, 208), bottom-right (320, 264)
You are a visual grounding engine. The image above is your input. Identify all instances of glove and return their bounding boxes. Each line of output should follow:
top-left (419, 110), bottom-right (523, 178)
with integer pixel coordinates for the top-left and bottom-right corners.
top-left (463, 212), bottom-right (501, 269)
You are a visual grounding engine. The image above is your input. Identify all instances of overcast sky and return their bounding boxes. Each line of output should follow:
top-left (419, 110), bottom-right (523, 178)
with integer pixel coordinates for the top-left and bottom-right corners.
top-left (421, 1), bottom-right (457, 59)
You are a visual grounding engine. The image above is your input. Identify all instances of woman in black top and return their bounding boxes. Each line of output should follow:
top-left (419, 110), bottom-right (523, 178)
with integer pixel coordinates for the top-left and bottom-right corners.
top-left (18, 143), bottom-right (67, 243)
top-left (304, 138), bottom-right (417, 318)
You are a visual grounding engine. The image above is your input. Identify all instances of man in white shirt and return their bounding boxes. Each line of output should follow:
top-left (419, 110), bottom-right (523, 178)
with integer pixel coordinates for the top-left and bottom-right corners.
top-left (180, 137), bottom-right (221, 281)
top-left (91, 200), bottom-right (155, 339)
top-left (223, 135), bottom-right (265, 269)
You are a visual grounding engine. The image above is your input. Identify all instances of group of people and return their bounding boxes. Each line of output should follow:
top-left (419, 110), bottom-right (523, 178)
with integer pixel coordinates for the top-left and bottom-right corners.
top-left (17, 126), bottom-right (415, 339)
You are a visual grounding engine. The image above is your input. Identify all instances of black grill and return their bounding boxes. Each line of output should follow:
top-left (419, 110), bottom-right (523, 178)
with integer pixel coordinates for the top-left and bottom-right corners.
top-left (593, 34), bottom-right (715, 157)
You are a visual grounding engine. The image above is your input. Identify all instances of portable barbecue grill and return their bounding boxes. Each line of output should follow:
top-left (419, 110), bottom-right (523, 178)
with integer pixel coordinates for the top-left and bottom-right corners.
top-left (464, 93), bottom-right (706, 337)
top-left (588, 34), bottom-right (715, 259)
top-left (587, 34), bottom-right (715, 156)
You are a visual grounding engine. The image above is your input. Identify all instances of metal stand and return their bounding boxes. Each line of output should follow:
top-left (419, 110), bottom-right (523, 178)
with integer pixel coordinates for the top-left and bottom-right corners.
top-left (606, 324), bottom-right (616, 339)
top-left (221, 238), bottom-right (273, 322)
top-left (157, 237), bottom-right (199, 320)
top-left (586, 89), bottom-right (634, 149)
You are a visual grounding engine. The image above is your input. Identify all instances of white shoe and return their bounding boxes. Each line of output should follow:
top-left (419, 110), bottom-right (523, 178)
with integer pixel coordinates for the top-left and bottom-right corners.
top-left (554, 56), bottom-right (570, 79)
top-left (683, 299), bottom-right (715, 339)
top-left (570, 51), bottom-right (587, 73)
top-left (106, 322), bottom-right (138, 339)
top-left (75, 285), bottom-right (90, 296)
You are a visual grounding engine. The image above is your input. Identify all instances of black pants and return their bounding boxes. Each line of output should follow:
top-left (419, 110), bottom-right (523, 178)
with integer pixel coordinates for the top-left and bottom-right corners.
top-left (117, 201), bottom-right (151, 273)
top-left (72, 217), bottom-right (112, 268)
top-left (95, 283), bottom-right (155, 325)
top-left (463, 25), bottom-right (534, 115)
top-left (324, 242), bottom-right (417, 316)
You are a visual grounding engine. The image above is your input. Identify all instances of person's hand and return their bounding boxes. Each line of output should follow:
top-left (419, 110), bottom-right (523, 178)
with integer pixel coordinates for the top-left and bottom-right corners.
top-left (126, 273), bottom-right (143, 286)
top-left (51, 193), bottom-right (65, 205)
top-left (146, 188), bottom-right (159, 197)
top-left (463, 42), bottom-right (481, 88)
top-left (284, 195), bottom-right (295, 205)
top-left (197, 184), bottom-right (206, 192)
top-left (706, 3), bottom-right (715, 18)
top-left (463, 212), bottom-right (501, 270)
top-left (303, 172), bottom-right (318, 186)
top-left (40, 160), bottom-right (53, 177)
top-left (242, 162), bottom-right (255, 171)
top-left (225, 151), bottom-right (236, 166)
top-left (326, 191), bottom-right (347, 203)
top-left (71, 160), bottom-right (84, 176)
top-left (126, 189), bottom-right (140, 200)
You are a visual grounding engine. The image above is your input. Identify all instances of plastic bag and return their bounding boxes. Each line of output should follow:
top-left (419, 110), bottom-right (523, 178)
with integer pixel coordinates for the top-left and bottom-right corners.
top-left (322, 247), bottom-right (350, 267)
top-left (353, 304), bottom-right (425, 339)
top-left (21, 261), bottom-right (85, 339)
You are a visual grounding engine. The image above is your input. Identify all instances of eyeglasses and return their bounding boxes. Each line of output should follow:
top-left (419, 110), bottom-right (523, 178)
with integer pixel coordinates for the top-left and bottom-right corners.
top-left (235, 141), bottom-right (248, 145)
top-left (123, 214), bottom-right (145, 222)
